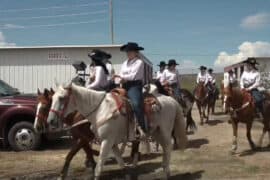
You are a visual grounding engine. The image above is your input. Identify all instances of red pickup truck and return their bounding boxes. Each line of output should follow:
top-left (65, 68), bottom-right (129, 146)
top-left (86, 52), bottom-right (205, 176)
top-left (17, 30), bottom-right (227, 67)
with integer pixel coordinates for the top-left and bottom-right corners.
top-left (0, 80), bottom-right (41, 151)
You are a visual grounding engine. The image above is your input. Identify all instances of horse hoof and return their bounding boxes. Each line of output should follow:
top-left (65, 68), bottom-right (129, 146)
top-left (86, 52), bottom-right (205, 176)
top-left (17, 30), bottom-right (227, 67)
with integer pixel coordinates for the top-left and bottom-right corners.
top-left (200, 122), bottom-right (204, 126)
top-left (229, 150), bottom-right (236, 155)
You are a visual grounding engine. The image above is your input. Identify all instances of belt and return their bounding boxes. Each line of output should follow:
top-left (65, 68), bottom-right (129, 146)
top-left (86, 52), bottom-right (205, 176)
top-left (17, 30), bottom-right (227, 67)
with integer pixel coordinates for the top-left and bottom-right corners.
top-left (123, 80), bottom-right (143, 89)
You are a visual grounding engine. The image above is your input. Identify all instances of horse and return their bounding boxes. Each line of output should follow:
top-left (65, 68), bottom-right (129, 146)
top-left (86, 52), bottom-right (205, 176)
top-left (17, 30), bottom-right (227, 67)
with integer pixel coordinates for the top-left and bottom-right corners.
top-left (34, 88), bottom-right (98, 180)
top-left (194, 82), bottom-right (213, 125)
top-left (224, 81), bottom-right (270, 153)
top-left (220, 81), bottom-right (227, 113)
top-left (46, 82), bottom-right (187, 180)
top-left (153, 80), bottom-right (196, 131)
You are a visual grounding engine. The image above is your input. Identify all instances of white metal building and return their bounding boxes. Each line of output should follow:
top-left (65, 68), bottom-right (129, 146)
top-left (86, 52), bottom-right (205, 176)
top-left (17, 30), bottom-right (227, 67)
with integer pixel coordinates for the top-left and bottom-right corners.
top-left (0, 45), bottom-right (152, 93)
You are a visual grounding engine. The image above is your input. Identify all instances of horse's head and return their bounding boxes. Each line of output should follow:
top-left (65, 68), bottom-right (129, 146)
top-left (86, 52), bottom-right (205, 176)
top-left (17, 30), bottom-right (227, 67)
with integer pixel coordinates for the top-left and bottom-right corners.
top-left (34, 88), bottom-right (54, 133)
top-left (195, 82), bottom-right (208, 101)
top-left (47, 82), bottom-right (76, 131)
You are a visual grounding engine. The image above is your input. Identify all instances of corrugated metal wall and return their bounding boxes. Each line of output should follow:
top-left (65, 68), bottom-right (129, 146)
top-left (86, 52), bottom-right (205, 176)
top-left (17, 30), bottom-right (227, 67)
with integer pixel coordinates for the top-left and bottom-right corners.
top-left (0, 46), bottom-right (152, 93)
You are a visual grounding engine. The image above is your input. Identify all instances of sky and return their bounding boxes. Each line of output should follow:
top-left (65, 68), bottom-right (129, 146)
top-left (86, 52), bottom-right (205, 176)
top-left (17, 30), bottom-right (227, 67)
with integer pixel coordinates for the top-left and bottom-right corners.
top-left (0, 0), bottom-right (270, 72)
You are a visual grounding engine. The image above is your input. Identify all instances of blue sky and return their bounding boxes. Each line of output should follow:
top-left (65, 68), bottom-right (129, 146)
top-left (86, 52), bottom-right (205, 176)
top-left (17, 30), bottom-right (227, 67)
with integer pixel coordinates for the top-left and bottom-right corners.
top-left (0, 0), bottom-right (270, 71)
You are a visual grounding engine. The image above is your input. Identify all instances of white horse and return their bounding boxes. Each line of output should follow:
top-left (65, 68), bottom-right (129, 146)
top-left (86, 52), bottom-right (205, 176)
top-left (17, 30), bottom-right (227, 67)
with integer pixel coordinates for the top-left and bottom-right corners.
top-left (46, 82), bottom-right (187, 180)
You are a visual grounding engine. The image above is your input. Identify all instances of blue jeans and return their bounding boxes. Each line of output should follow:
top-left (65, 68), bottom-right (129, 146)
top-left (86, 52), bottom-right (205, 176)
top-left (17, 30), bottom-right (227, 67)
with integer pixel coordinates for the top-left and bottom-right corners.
top-left (251, 89), bottom-right (264, 113)
top-left (126, 84), bottom-right (147, 131)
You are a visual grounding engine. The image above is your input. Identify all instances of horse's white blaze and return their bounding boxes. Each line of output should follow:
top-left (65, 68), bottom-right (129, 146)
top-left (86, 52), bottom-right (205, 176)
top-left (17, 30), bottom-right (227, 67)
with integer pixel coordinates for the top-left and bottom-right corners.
top-left (33, 102), bottom-right (42, 132)
top-left (47, 83), bottom-right (187, 178)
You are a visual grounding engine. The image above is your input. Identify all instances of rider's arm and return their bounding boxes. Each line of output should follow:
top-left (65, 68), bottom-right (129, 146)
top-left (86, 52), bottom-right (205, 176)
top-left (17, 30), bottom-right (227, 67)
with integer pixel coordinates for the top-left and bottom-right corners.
top-left (196, 73), bottom-right (200, 84)
top-left (204, 74), bottom-right (209, 86)
top-left (120, 60), bottom-right (144, 81)
top-left (248, 72), bottom-right (261, 90)
top-left (87, 67), bottom-right (103, 89)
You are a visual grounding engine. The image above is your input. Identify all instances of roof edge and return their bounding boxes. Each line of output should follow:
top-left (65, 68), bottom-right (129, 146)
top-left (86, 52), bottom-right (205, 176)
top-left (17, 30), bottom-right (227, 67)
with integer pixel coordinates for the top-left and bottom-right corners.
top-left (0, 44), bottom-right (122, 49)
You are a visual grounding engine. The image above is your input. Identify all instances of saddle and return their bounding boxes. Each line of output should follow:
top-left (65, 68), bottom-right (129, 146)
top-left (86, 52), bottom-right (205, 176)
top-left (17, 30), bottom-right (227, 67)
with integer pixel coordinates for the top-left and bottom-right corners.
top-left (110, 88), bottom-right (161, 128)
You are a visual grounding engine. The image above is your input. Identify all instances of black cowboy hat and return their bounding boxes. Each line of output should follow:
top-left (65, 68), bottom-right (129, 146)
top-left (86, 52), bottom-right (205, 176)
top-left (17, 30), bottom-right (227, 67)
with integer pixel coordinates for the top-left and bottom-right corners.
top-left (208, 68), bottom-right (213, 72)
top-left (88, 49), bottom-right (111, 60)
top-left (167, 59), bottom-right (179, 66)
top-left (199, 66), bottom-right (207, 70)
top-left (120, 42), bottom-right (144, 52)
top-left (158, 61), bottom-right (167, 67)
top-left (243, 57), bottom-right (259, 65)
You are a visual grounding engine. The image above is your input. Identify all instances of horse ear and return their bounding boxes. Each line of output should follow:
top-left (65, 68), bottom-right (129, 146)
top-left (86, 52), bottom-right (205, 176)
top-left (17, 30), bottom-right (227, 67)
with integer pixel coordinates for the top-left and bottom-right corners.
top-left (37, 88), bottom-right (41, 95)
top-left (50, 88), bottom-right (55, 94)
top-left (44, 88), bottom-right (49, 98)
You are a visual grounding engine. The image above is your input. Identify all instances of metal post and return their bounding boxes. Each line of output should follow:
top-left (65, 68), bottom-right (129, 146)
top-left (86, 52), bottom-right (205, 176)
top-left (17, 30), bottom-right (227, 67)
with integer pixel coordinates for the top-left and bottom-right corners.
top-left (109, 0), bottom-right (114, 44)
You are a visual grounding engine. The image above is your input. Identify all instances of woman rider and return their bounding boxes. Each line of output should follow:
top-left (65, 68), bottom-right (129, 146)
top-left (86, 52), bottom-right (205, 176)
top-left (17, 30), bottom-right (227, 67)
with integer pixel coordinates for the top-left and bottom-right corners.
top-left (240, 57), bottom-right (263, 118)
top-left (114, 42), bottom-right (147, 135)
top-left (85, 49), bottom-right (110, 91)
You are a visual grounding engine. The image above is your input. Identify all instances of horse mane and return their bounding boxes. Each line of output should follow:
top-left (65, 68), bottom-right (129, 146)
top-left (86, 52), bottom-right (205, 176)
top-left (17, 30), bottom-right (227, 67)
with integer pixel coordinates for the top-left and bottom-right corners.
top-left (180, 88), bottom-right (195, 102)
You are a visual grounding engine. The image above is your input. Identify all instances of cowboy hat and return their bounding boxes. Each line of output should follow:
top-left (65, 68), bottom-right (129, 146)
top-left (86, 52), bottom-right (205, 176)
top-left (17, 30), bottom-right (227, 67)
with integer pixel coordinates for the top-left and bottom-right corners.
top-left (88, 49), bottom-right (111, 60)
top-left (208, 68), bottom-right (213, 73)
top-left (120, 42), bottom-right (144, 52)
top-left (167, 59), bottom-right (179, 66)
top-left (199, 66), bottom-right (207, 70)
top-left (243, 57), bottom-right (259, 65)
top-left (158, 61), bottom-right (167, 67)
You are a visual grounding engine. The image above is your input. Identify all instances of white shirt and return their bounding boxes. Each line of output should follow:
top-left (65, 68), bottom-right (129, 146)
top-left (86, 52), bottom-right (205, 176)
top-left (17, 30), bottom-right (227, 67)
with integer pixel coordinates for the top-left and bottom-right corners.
top-left (106, 63), bottom-right (115, 81)
top-left (120, 58), bottom-right (144, 81)
top-left (156, 70), bottom-right (164, 81)
top-left (86, 66), bottom-right (108, 90)
top-left (207, 73), bottom-right (216, 84)
top-left (196, 72), bottom-right (208, 85)
top-left (229, 73), bottom-right (237, 84)
top-left (160, 69), bottom-right (180, 86)
top-left (240, 70), bottom-right (260, 90)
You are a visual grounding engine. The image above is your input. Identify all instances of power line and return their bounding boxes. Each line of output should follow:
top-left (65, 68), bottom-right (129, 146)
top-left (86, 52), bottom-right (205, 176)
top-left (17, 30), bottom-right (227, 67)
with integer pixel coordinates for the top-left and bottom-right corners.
top-left (0, 10), bottom-right (107, 21)
top-left (0, 18), bottom-right (107, 29)
top-left (0, 2), bottom-right (108, 13)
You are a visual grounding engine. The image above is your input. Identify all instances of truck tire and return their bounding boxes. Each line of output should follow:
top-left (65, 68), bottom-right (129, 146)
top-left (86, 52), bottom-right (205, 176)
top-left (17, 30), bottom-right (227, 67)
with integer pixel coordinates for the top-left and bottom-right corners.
top-left (8, 121), bottom-right (41, 151)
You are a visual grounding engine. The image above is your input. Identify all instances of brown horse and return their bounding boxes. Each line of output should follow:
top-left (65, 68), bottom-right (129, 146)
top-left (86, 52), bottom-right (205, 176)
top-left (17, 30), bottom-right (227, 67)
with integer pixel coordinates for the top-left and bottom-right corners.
top-left (194, 82), bottom-right (214, 125)
top-left (35, 89), bottom-right (98, 180)
top-left (224, 84), bottom-right (270, 153)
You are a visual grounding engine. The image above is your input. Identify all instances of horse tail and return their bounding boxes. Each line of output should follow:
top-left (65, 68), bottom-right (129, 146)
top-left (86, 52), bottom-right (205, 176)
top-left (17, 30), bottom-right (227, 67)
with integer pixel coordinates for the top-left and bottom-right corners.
top-left (186, 109), bottom-right (197, 131)
top-left (173, 103), bottom-right (188, 150)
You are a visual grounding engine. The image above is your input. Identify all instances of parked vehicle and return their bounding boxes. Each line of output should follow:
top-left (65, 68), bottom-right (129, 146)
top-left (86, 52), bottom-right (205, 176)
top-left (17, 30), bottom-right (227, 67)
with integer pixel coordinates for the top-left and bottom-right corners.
top-left (0, 80), bottom-right (40, 151)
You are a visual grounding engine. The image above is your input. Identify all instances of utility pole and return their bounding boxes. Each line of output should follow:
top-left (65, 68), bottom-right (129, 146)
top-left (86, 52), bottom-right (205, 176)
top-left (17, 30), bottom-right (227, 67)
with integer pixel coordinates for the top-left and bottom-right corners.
top-left (109, 0), bottom-right (114, 44)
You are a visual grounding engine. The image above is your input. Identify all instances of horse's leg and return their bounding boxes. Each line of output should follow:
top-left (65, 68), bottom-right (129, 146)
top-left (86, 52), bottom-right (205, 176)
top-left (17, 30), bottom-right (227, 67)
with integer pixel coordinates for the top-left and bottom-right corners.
top-left (197, 103), bottom-right (203, 125)
top-left (94, 140), bottom-right (113, 180)
top-left (246, 121), bottom-right (256, 150)
top-left (112, 144), bottom-right (125, 168)
top-left (206, 103), bottom-right (210, 123)
top-left (231, 120), bottom-right (238, 153)
top-left (82, 143), bottom-right (96, 170)
top-left (119, 142), bottom-right (127, 155)
top-left (131, 140), bottom-right (140, 167)
top-left (258, 129), bottom-right (266, 148)
top-left (59, 139), bottom-right (84, 180)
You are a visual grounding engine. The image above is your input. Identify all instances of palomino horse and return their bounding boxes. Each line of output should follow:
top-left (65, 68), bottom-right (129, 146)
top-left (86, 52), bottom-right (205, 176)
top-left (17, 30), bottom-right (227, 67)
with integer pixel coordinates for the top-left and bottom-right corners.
top-left (46, 83), bottom-right (187, 180)
top-left (224, 82), bottom-right (270, 153)
top-left (34, 88), bottom-right (98, 180)
top-left (194, 82), bottom-right (215, 125)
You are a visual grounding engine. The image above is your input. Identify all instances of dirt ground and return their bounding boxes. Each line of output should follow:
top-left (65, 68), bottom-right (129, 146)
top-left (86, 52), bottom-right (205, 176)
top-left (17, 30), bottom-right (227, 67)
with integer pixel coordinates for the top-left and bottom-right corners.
top-left (1, 101), bottom-right (270, 180)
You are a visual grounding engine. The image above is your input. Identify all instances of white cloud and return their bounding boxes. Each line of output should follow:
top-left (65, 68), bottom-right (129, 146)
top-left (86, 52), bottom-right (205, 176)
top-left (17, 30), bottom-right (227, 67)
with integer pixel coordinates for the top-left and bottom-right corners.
top-left (0, 31), bottom-right (16, 47)
top-left (241, 12), bottom-right (270, 29)
top-left (214, 41), bottom-right (270, 67)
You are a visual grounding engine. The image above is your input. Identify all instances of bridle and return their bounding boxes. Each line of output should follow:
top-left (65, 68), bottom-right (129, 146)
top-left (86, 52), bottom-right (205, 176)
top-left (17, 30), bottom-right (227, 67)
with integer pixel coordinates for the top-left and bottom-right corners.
top-left (49, 88), bottom-right (74, 120)
top-left (36, 99), bottom-right (51, 126)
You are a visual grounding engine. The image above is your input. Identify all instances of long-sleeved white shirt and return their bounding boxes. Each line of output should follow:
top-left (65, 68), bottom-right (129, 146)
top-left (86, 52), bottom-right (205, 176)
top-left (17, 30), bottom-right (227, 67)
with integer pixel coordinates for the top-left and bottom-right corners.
top-left (196, 72), bottom-right (208, 85)
top-left (160, 69), bottom-right (180, 87)
top-left (86, 66), bottom-right (108, 90)
top-left (120, 58), bottom-right (144, 81)
top-left (156, 70), bottom-right (164, 81)
top-left (240, 70), bottom-right (260, 90)
top-left (106, 63), bottom-right (115, 81)
top-left (207, 73), bottom-right (216, 84)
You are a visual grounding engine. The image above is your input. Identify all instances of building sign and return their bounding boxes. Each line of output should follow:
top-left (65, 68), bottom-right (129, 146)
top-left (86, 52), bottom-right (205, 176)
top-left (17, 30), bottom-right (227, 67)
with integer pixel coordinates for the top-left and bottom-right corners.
top-left (48, 51), bottom-right (69, 61)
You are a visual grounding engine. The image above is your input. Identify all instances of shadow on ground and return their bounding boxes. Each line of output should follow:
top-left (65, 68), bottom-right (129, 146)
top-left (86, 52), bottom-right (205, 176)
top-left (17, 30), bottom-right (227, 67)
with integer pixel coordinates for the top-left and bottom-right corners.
top-left (187, 138), bottom-right (209, 149)
top-left (207, 119), bottom-right (224, 126)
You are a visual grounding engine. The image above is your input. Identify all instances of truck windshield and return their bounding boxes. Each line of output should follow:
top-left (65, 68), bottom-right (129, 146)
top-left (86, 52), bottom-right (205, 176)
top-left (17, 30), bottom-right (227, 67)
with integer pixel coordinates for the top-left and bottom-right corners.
top-left (0, 80), bottom-right (20, 96)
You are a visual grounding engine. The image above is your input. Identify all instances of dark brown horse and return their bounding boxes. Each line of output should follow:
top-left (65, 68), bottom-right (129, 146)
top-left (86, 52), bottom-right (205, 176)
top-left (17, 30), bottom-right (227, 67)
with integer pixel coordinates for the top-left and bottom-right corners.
top-left (224, 83), bottom-right (270, 153)
top-left (35, 89), bottom-right (98, 179)
top-left (194, 82), bottom-right (214, 125)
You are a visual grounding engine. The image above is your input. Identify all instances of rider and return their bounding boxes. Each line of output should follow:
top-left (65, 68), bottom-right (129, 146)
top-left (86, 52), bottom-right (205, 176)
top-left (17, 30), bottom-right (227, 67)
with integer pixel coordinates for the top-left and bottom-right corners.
top-left (115, 42), bottom-right (147, 134)
top-left (207, 68), bottom-right (216, 92)
top-left (86, 49), bottom-right (109, 91)
top-left (228, 69), bottom-right (237, 85)
top-left (156, 61), bottom-right (167, 82)
top-left (196, 66), bottom-right (208, 85)
top-left (240, 57), bottom-right (263, 117)
top-left (102, 52), bottom-right (116, 91)
top-left (160, 59), bottom-right (181, 99)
